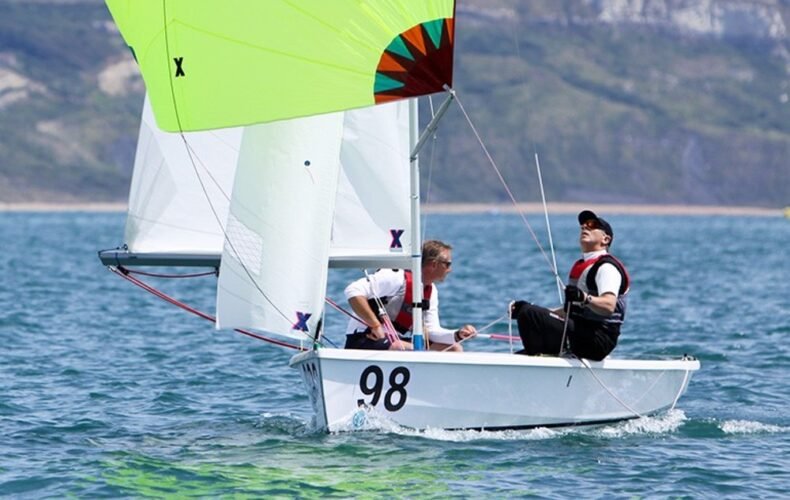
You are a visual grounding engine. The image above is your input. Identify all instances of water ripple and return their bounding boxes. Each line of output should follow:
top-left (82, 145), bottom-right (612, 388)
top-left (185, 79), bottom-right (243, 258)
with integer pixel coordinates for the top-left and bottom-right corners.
top-left (1, 212), bottom-right (788, 496)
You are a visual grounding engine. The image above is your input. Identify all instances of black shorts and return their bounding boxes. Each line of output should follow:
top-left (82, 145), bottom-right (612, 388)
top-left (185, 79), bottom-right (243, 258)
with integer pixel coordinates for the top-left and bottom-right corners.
top-left (344, 330), bottom-right (392, 350)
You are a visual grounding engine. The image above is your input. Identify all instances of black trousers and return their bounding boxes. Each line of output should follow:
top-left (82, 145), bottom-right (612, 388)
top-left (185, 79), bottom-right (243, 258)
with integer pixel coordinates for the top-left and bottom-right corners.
top-left (344, 329), bottom-right (411, 350)
top-left (514, 303), bottom-right (618, 361)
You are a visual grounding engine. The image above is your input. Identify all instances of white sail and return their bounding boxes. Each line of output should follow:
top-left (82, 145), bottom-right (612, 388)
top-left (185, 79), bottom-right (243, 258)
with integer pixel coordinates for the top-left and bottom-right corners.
top-left (121, 97), bottom-right (409, 267)
top-left (331, 101), bottom-right (411, 266)
top-left (124, 96), bottom-right (242, 254)
top-left (216, 113), bottom-right (345, 339)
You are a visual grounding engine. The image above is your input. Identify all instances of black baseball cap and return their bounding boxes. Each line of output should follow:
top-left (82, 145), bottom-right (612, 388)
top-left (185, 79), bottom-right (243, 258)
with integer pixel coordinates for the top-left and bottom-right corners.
top-left (578, 210), bottom-right (613, 243)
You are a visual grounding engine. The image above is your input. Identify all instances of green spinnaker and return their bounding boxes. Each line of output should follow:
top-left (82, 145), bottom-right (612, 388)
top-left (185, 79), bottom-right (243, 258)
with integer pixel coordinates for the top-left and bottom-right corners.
top-left (105, 0), bottom-right (455, 132)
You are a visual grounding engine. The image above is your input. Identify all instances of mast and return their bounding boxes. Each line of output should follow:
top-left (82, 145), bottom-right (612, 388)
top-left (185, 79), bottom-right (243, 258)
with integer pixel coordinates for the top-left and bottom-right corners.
top-left (408, 89), bottom-right (456, 351)
top-left (409, 98), bottom-right (425, 350)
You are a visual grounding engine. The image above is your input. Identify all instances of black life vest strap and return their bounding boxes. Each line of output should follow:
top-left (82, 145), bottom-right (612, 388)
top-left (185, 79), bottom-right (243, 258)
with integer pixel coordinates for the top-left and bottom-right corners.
top-left (586, 254), bottom-right (630, 296)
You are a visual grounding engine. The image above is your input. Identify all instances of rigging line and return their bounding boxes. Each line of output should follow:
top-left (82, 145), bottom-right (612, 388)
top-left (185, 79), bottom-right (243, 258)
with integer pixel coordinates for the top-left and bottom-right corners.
top-left (184, 140), bottom-right (232, 203)
top-left (509, 17), bottom-right (565, 284)
top-left (109, 266), bottom-right (305, 351)
top-left (440, 313), bottom-right (510, 351)
top-left (325, 296), bottom-right (390, 350)
top-left (422, 95), bottom-right (438, 241)
top-left (453, 94), bottom-right (558, 276)
top-left (556, 302), bottom-right (640, 418)
top-left (325, 297), bottom-right (367, 326)
top-left (558, 302), bottom-right (572, 357)
top-left (476, 333), bottom-right (519, 341)
top-left (124, 268), bottom-right (217, 279)
top-left (535, 152), bottom-right (565, 301)
top-left (577, 356), bottom-right (644, 419)
top-left (363, 269), bottom-right (403, 348)
top-left (161, 2), bottom-right (301, 338)
top-left (478, 313), bottom-right (511, 333)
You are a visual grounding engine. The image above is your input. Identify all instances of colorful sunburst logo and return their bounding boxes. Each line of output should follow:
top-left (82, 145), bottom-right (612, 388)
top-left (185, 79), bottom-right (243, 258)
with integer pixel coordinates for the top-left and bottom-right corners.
top-left (374, 18), bottom-right (455, 103)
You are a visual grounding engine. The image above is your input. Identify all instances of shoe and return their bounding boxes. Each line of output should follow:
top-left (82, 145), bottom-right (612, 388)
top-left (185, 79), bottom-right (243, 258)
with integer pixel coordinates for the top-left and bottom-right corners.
top-left (511, 300), bottom-right (529, 315)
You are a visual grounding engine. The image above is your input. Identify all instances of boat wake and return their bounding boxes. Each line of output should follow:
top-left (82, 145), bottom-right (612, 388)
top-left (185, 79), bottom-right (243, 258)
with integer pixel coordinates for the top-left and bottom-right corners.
top-left (328, 406), bottom-right (690, 441)
top-left (254, 412), bottom-right (314, 435)
top-left (719, 419), bottom-right (788, 434)
top-left (592, 409), bottom-right (687, 438)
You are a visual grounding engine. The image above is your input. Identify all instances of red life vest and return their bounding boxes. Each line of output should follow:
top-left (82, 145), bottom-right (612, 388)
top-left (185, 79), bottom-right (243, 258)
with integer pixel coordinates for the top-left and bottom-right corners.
top-left (568, 254), bottom-right (630, 295)
top-left (393, 270), bottom-right (432, 334)
top-left (567, 253), bottom-right (630, 329)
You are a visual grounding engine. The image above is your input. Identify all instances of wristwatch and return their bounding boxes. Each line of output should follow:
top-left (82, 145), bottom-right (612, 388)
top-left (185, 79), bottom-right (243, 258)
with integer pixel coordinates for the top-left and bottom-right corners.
top-left (583, 294), bottom-right (593, 306)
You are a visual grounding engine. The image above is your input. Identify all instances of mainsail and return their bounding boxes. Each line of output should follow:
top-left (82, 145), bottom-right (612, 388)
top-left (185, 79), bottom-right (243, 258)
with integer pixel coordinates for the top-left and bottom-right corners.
top-left (125, 96), bottom-right (241, 254)
top-left (331, 102), bottom-right (412, 265)
top-left (105, 0), bottom-right (455, 131)
top-left (117, 98), bottom-right (412, 267)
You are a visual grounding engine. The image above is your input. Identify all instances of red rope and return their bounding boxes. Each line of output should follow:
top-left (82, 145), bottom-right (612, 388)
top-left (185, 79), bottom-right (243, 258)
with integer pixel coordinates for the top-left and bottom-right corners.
top-left (324, 296), bottom-right (366, 324)
top-left (325, 296), bottom-right (401, 347)
top-left (110, 266), bottom-right (305, 351)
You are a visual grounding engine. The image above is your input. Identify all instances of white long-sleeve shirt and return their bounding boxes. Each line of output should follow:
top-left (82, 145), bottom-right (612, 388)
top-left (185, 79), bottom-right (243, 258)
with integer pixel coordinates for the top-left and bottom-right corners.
top-left (344, 269), bottom-right (456, 344)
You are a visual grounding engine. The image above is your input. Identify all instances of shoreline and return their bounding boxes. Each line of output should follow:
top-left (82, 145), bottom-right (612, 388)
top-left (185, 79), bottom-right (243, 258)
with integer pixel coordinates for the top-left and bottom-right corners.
top-left (0, 201), bottom-right (784, 217)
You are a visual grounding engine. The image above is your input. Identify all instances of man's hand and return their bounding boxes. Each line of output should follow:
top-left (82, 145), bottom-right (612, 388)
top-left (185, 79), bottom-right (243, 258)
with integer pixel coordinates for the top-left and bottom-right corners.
top-left (564, 284), bottom-right (586, 304)
top-left (454, 324), bottom-right (477, 342)
top-left (366, 324), bottom-right (387, 340)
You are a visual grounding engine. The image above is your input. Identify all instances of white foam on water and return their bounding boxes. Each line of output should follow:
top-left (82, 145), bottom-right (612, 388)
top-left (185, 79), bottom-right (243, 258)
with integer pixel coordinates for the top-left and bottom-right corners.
top-left (329, 408), bottom-right (698, 441)
top-left (720, 419), bottom-right (787, 434)
top-left (329, 406), bottom-right (566, 441)
top-left (404, 426), bottom-right (563, 442)
top-left (594, 409), bottom-right (687, 438)
top-left (330, 406), bottom-right (405, 433)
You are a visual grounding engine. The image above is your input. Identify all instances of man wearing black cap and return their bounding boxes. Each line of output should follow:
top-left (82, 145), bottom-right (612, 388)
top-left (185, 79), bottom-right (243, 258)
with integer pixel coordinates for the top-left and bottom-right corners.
top-left (511, 210), bottom-right (630, 361)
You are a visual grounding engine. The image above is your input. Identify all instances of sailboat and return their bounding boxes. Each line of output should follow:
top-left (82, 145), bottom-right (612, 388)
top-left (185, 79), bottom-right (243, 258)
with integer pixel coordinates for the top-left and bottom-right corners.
top-left (101, 1), bottom-right (699, 432)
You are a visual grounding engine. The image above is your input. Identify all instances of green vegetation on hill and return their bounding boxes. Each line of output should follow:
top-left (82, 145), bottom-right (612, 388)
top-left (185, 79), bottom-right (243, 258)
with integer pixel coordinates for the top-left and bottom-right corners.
top-left (425, 17), bottom-right (788, 206)
top-left (0, 1), bottom-right (787, 207)
top-left (0, 2), bottom-right (140, 202)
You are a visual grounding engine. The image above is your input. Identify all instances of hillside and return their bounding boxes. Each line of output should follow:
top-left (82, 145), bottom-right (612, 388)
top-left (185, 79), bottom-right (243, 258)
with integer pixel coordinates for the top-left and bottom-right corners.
top-left (0, 0), bottom-right (787, 207)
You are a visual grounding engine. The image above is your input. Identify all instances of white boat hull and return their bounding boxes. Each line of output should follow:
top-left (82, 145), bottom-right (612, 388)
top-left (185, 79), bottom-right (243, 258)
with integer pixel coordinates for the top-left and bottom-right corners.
top-left (290, 349), bottom-right (699, 432)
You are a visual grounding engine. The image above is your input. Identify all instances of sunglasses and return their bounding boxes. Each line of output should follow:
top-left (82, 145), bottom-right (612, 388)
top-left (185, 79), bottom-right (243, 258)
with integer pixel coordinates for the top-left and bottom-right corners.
top-left (580, 219), bottom-right (602, 230)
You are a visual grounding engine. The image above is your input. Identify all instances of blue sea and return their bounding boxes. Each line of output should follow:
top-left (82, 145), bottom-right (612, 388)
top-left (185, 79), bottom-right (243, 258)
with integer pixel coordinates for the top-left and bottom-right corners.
top-left (1, 210), bottom-right (788, 497)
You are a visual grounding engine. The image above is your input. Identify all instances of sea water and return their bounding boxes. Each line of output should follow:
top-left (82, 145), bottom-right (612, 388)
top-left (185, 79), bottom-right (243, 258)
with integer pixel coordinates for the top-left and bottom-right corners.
top-left (0, 211), bottom-right (787, 497)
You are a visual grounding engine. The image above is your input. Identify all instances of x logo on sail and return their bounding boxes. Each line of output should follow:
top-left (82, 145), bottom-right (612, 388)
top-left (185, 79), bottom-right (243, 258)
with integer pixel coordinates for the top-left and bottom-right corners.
top-left (174, 57), bottom-right (185, 77)
top-left (390, 229), bottom-right (404, 249)
top-left (292, 311), bottom-right (312, 332)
